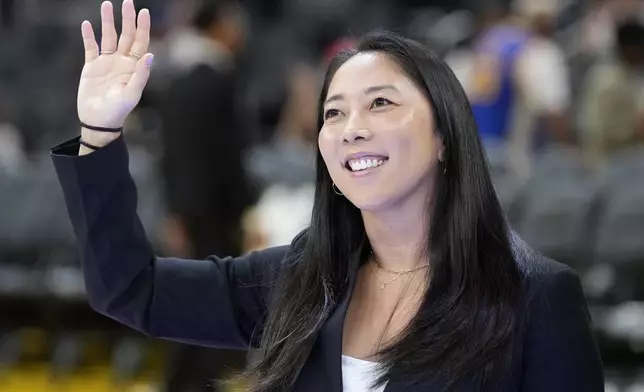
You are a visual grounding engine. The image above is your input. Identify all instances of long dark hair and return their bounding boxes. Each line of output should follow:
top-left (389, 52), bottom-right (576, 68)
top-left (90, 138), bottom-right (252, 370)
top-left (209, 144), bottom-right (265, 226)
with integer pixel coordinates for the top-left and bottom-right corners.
top-left (245, 31), bottom-right (523, 391)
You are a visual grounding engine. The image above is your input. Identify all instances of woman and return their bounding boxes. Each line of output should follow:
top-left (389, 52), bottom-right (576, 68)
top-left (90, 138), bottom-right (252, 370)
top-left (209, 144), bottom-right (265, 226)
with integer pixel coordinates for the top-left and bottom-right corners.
top-left (51, 1), bottom-right (604, 391)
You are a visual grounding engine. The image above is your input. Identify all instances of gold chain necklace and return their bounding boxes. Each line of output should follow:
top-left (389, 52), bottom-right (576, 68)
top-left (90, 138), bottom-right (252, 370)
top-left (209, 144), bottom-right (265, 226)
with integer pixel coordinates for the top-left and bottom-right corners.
top-left (369, 260), bottom-right (399, 289)
top-left (369, 253), bottom-right (430, 290)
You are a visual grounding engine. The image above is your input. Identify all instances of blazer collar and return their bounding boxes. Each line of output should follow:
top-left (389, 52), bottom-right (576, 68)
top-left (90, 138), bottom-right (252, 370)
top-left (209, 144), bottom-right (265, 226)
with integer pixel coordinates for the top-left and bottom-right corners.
top-left (295, 237), bottom-right (499, 392)
top-left (314, 242), bottom-right (364, 391)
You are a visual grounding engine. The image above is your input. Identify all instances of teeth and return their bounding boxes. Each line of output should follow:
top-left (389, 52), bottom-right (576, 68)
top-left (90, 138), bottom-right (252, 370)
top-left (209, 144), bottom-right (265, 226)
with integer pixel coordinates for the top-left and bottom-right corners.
top-left (348, 158), bottom-right (387, 172)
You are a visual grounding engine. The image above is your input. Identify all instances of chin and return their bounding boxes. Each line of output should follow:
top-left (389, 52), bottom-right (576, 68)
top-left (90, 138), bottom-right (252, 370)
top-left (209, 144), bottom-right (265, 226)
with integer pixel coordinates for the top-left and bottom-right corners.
top-left (343, 192), bottom-right (393, 213)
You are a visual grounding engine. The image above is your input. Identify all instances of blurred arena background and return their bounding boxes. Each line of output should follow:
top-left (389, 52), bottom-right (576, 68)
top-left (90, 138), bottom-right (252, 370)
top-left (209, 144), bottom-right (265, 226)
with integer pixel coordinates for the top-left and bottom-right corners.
top-left (1, 0), bottom-right (644, 391)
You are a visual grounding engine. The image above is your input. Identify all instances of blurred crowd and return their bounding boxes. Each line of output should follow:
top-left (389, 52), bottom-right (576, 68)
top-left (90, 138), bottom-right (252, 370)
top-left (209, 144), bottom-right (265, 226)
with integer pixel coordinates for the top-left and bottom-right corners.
top-left (0, 0), bottom-right (644, 391)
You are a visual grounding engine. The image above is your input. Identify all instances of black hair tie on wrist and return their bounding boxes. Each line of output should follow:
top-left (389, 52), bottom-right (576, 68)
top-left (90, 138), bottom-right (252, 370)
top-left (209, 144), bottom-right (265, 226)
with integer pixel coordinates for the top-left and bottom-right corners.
top-left (79, 138), bottom-right (102, 151)
top-left (80, 121), bottom-right (123, 133)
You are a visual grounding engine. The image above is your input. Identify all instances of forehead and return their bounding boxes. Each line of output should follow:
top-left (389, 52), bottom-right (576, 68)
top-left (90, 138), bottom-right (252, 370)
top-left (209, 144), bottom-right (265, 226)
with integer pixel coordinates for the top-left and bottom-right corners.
top-left (327, 52), bottom-right (411, 96)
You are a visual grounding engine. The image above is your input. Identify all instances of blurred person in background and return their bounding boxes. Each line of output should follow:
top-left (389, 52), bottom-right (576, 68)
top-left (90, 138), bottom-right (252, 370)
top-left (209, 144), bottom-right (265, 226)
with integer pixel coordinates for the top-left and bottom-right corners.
top-left (158, 0), bottom-right (257, 391)
top-left (243, 62), bottom-right (319, 250)
top-left (466, 2), bottom-right (529, 147)
top-left (243, 39), bottom-right (357, 250)
top-left (572, 0), bottom-right (644, 58)
top-left (163, 0), bottom-right (245, 74)
top-left (511, 0), bottom-right (574, 158)
top-left (464, 0), bottom-right (571, 179)
top-left (579, 18), bottom-right (644, 170)
top-left (563, 0), bottom-right (644, 107)
top-left (245, 63), bottom-right (319, 189)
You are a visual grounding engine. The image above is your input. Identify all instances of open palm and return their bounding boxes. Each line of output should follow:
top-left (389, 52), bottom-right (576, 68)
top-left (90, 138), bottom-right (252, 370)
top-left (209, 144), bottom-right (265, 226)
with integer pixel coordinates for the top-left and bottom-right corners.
top-left (78, 0), bottom-right (153, 129)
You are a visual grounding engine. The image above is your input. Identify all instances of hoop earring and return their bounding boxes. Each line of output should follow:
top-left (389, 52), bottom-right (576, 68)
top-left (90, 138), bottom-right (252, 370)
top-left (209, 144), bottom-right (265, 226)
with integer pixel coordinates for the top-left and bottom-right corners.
top-left (332, 183), bottom-right (343, 196)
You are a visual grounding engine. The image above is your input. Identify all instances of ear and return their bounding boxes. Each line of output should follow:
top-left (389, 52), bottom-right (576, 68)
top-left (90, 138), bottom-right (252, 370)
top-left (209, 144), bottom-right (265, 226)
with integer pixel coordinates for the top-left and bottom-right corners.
top-left (437, 134), bottom-right (446, 163)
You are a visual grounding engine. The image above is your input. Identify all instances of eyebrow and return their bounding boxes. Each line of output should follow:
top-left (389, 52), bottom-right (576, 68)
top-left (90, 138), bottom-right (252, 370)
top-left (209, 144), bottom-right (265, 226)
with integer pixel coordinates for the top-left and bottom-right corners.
top-left (324, 85), bottom-right (399, 105)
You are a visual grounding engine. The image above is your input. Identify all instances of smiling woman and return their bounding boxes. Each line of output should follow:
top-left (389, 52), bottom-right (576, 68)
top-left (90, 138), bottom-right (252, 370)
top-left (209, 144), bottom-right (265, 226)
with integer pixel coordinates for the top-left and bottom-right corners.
top-left (246, 32), bottom-right (604, 392)
top-left (319, 52), bottom-right (441, 212)
top-left (50, 4), bottom-right (603, 391)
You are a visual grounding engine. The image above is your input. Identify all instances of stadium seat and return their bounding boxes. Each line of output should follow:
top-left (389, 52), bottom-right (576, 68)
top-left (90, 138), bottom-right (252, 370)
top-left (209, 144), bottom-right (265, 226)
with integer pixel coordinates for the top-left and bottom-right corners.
top-left (592, 177), bottom-right (644, 302)
top-left (514, 147), bottom-right (597, 273)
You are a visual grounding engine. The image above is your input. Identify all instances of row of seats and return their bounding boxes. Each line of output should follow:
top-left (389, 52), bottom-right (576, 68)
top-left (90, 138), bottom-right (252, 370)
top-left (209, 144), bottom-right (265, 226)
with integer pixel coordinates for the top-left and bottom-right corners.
top-left (0, 145), bottom-right (643, 297)
top-left (491, 146), bottom-right (644, 280)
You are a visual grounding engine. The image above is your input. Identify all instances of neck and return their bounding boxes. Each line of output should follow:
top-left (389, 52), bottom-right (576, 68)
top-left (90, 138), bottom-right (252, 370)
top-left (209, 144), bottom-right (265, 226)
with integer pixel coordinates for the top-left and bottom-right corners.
top-left (361, 183), bottom-right (433, 271)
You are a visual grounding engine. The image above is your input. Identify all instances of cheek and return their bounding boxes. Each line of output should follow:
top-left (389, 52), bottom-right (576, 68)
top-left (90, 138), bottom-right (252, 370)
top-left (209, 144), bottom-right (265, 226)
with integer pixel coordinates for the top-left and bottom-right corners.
top-left (383, 112), bottom-right (425, 151)
top-left (387, 114), bottom-right (438, 170)
top-left (317, 128), bottom-right (337, 169)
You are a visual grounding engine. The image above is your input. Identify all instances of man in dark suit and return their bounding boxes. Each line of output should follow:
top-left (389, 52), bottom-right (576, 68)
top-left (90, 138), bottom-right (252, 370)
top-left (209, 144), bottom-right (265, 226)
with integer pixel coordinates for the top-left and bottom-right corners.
top-left (158, 1), bottom-right (257, 390)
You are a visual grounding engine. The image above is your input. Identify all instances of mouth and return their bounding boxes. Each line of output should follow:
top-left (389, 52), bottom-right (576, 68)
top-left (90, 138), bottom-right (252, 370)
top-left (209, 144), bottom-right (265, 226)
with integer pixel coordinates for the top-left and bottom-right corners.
top-left (344, 156), bottom-right (389, 174)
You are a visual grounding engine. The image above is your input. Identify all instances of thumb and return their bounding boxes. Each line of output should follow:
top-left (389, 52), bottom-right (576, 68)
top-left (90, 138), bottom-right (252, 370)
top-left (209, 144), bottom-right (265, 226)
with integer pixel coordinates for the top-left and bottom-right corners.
top-left (126, 53), bottom-right (154, 97)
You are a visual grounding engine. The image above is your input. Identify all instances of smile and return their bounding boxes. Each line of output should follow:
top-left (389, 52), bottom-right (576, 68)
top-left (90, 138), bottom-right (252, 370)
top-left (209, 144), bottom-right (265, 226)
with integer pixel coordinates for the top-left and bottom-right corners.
top-left (345, 157), bottom-right (389, 173)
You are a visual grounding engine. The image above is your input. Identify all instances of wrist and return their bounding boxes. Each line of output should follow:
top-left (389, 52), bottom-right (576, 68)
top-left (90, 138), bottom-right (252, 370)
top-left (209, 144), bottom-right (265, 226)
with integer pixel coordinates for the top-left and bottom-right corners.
top-left (80, 127), bottom-right (121, 147)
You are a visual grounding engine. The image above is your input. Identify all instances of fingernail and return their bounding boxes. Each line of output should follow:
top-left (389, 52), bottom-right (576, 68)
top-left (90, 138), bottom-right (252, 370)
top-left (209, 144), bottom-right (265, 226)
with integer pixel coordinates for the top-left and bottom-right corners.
top-left (146, 54), bottom-right (154, 68)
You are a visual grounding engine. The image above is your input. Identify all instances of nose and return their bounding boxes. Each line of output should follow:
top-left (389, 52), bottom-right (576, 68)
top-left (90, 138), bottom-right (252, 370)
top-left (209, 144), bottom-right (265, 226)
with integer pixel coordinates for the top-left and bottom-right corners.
top-left (341, 114), bottom-right (373, 144)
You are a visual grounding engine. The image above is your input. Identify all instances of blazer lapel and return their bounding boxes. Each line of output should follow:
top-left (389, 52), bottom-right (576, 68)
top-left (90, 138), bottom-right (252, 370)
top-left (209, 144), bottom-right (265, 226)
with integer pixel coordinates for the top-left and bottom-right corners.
top-left (313, 248), bottom-right (363, 392)
top-left (297, 247), bottom-right (477, 392)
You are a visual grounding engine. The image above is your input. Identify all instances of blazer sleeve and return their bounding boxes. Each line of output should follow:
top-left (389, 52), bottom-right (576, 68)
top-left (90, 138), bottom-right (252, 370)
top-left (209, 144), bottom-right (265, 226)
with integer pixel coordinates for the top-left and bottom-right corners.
top-left (50, 135), bottom-right (299, 350)
top-left (521, 268), bottom-right (605, 392)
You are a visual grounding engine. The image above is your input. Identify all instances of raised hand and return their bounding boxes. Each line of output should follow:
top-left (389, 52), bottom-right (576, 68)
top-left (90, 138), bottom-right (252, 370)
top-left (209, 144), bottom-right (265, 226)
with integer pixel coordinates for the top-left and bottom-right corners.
top-left (77, 0), bottom-right (152, 135)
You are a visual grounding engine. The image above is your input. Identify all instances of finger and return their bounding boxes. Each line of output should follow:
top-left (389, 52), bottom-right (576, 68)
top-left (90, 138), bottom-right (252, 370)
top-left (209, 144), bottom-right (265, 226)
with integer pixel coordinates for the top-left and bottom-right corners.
top-left (117, 0), bottom-right (136, 55)
top-left (126, 53), bottom-right (154, 97)
top-left (100, 1), bottom-right (118, 53)
top-left (129, 8), bottom-right (151, 58)
top-left (81, 21), bottom-right (99, 63)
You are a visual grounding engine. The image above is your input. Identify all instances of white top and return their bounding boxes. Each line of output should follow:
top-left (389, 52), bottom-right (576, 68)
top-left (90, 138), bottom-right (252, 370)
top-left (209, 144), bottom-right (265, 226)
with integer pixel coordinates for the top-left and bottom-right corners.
top-left (341, 355), bottom-right (388, 392)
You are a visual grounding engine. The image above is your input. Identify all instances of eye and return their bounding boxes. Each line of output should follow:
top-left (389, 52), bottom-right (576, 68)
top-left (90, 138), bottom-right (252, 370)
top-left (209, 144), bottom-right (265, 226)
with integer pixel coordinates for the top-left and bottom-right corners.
top-left (324, 108), bottom-right (341, 120)
top-left (370, 97), bottom-right (394, 109)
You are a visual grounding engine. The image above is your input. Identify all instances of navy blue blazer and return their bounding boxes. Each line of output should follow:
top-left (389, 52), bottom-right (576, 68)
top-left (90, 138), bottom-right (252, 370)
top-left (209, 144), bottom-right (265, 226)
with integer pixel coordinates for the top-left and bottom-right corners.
top-left (51, 134), bottom-right (605, 391)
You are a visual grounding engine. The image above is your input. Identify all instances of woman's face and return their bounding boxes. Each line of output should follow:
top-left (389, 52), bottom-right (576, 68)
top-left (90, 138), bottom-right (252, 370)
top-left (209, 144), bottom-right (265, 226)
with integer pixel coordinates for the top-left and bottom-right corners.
top-left (318, 52), bottom-right (443, 211)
